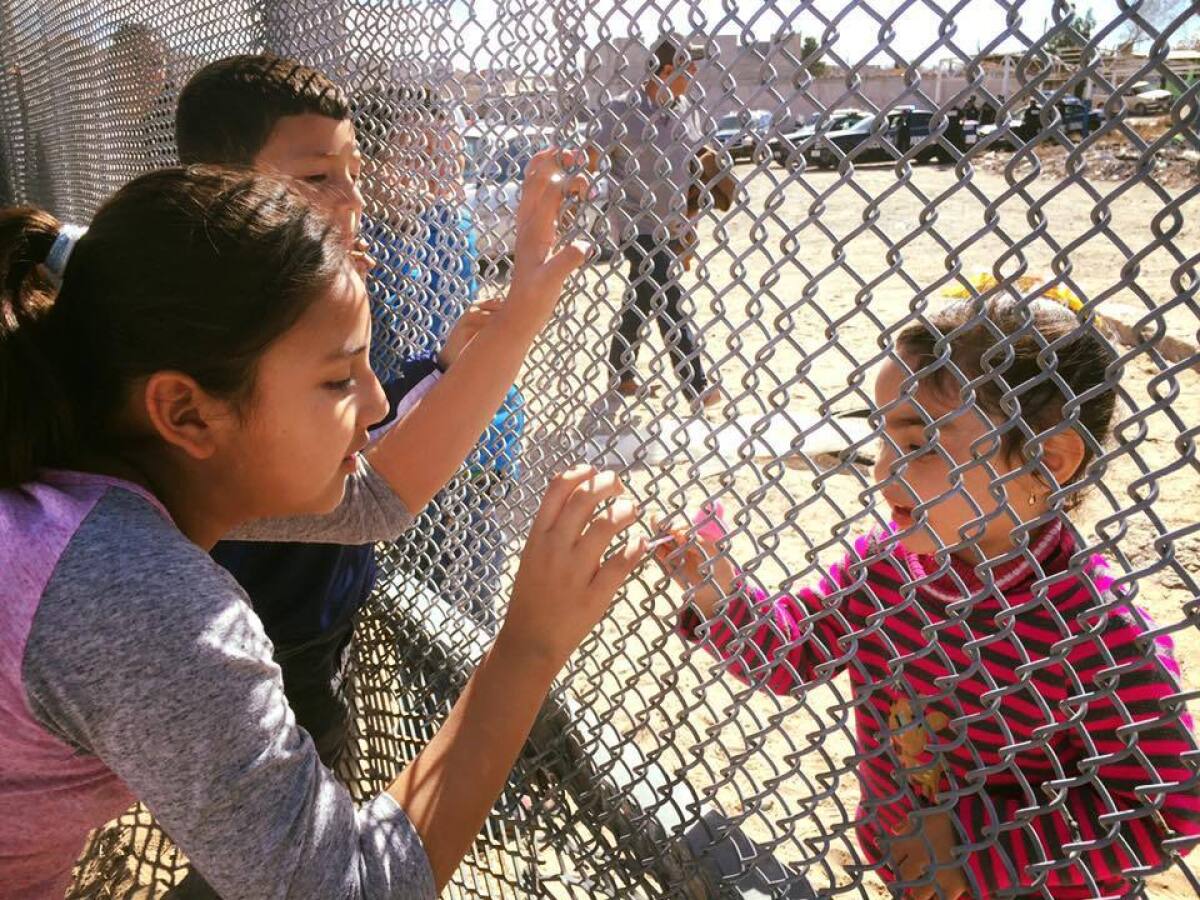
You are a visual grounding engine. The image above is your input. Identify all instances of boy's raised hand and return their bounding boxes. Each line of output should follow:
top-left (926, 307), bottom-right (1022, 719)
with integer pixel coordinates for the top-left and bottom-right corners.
top-left (506, 148), bottom-right (590, 331)
top-left (438, 298), bottom-right (503, 368)
top-left (360, 149), bottom-right (591, 516)
top-left (501, 466), bottom-right (645, 668)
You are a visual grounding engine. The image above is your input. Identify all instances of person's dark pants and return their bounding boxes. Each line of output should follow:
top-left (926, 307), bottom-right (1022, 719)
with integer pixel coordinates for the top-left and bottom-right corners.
top-left (273, 617), bottom-right (356, 769)
top-left (608, 234), bottom-right (708, 401)
top-left (166, 618), bottom-right (356, 898)
top-left (398, 468), bottom-right (511, 633)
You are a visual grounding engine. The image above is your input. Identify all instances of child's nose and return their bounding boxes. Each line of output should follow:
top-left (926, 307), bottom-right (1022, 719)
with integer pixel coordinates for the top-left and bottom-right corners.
top-left (348, 181), bottom-right (365, 218)
top-left (331, 177), bottom-right (363, 220)
top-left (879, 477), bottom-right (917, 508)
top-left (362, 371), bottom-right (388, 427)
top-left (873, 442), bottom-right (896, 484)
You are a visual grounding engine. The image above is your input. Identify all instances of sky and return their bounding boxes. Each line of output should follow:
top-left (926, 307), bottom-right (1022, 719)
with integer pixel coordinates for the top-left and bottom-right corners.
top-left (412, 0), bottom-right (1199, 72)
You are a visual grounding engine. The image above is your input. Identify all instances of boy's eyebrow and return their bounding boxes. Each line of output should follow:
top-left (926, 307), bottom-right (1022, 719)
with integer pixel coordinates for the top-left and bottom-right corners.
top-left (885, 411), bottom-right (952, 431)
top-left (884, 412), bottom-right (928, 428)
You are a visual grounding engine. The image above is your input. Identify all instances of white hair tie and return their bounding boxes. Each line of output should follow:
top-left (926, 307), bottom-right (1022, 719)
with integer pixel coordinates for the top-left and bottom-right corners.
top-left (43, 223), bottom-right (88, 285)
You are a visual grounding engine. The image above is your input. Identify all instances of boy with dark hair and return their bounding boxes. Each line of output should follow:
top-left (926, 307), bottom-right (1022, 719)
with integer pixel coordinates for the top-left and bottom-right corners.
top-left (167, 51), bottom-right (552, 897)
top-left (176, 55), bottom-right (350, 165)
top-left (172, 43), bottom-right (519, 854)
top-left (177, 55), bottom-right (365, 264)
top-left (177, 49), bottom-right (486, 767)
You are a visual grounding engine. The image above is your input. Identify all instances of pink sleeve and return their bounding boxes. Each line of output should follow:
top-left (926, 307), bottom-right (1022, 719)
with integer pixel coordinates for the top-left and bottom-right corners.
top-left (955, 610), bottom-right (1200, 891)
top-left (679, 535), bottom-right (873, 695)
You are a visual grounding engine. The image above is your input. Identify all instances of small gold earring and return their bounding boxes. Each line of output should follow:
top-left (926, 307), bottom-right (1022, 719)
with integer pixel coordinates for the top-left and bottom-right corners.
top-left (1028, 493), bottom-right (1039, 507)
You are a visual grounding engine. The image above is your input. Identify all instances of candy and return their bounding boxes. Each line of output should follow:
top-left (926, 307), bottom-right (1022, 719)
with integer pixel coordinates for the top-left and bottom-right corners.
top-left (691, 501), bottom-right (729, 543)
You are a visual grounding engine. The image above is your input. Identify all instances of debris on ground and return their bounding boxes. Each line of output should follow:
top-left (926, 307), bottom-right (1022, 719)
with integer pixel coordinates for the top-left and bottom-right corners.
top-left (972, 116), bottom-right (1200, 186)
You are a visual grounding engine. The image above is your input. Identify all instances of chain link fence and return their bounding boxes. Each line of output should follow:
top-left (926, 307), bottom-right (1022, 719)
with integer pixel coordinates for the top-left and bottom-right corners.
top-left (3, 0), bottom-right (1199, 896)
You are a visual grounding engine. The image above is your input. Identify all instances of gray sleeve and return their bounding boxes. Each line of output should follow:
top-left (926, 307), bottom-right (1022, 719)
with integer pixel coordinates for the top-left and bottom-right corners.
top-left (22, 489), bottom-right (435, 900)
top-left (228, 456), bottom-right (414, 544)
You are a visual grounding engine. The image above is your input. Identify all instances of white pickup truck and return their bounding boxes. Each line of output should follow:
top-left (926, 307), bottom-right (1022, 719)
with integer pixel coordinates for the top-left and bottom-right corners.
top-left (1123, 80), bottom-right (1173, 116)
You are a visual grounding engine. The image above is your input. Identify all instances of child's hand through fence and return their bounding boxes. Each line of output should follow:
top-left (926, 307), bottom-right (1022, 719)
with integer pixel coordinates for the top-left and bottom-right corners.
top-left (502, 466), bottom-right (646, 668)
top-left (438, 298), bottom-right (503, 368)
top-left (651, 506), bottom-right (739, 620)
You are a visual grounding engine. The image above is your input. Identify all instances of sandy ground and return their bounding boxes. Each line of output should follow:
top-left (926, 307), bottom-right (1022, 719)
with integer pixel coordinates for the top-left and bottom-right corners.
top-left (502, 157), bottom-right (1200, 897)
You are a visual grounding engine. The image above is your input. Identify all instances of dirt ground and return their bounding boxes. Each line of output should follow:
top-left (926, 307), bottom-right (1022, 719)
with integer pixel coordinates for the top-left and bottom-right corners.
top-left (508, 156), bottom-right (1200, 897)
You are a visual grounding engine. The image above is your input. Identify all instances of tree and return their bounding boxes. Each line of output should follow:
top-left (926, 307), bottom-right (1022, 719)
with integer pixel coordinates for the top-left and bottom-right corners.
top-left (1113, 0), bottom-right (1193, 51)
top-left (1045, 7), bottom-right (1096, 98)
top-left (801, 35), bottom-right (827, 77)
top-left (1046, 8), bottom-right (1096, 56)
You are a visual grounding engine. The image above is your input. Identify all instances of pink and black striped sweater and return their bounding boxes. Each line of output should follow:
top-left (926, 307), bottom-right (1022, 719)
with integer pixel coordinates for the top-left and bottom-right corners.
top-left (682, 520), bottom-right (1200, 896)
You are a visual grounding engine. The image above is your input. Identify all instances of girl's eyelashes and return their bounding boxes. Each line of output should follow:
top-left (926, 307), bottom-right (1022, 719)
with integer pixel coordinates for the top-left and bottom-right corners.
top-left (323, 377), bottom-right (356, 393)
top-left (303, 174), bottom-right (327, 184)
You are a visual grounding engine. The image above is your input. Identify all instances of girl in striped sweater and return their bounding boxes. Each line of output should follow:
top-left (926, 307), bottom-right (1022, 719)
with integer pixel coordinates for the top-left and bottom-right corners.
top-left (656, 296), bottom-right (1199, 898)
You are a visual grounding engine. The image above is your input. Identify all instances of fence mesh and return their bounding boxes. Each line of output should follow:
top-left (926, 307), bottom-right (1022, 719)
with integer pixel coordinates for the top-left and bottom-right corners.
top-left (2, 0), bottom-right (1199, 897)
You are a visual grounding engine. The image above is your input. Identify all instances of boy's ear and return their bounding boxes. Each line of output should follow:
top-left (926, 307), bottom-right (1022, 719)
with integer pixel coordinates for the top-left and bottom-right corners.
top-left (142, 371), bottom-right (229, 461)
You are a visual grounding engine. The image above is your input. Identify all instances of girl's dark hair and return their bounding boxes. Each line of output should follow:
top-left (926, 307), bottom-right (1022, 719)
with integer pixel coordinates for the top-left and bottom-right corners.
top-left (895, 295), bottom-right (1118, 496)
top-left (0, 165), bottom-right (346, 489)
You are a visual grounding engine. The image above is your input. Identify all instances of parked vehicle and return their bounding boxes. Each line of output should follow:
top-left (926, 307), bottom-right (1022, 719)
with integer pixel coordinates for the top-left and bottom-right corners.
top-left (770, 108), bottom-right (869, 166)
top-left (1058, 96), bottom-right (1105, 136)
top-left (975, 97), bottom-right (1104, 147)
top-left (715, 109), bottom-right (774, 161)
top-left (464, 126), bottom-right (614, 262)
top-left (806, 108), bottom-right (947, 168)
top-left (1123, 80), bottom-right (1173, 116)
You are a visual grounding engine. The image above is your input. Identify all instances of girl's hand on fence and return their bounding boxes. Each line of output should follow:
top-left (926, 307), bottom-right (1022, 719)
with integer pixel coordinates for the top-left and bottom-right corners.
top-left (890, 809), bottom-right (968, 900)
top-left (506, 147), bottom-right (590, 333)
top-left (502, 466), bottom-right (645, 668)
top-left (651, 519), bottom-right (738, 619)
top-left (439, 299), bottom-right (503, 368)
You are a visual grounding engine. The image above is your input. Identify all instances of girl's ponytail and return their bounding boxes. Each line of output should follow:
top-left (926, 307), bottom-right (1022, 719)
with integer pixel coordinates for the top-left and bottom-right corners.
top-left (0, 207), bottom-right (59, 302)
top-left (0, 208), bottom-right (77, 488)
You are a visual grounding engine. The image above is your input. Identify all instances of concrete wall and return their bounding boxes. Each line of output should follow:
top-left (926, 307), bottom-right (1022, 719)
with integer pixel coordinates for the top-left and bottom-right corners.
top-left (583, 35), bottom-right (1025, 122)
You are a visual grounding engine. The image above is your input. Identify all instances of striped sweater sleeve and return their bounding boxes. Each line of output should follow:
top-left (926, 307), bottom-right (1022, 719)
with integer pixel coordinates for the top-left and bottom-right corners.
top-left (681, 534), bottom-right (874, 694)
top-left (955, 609), bottom-right (1200, 891)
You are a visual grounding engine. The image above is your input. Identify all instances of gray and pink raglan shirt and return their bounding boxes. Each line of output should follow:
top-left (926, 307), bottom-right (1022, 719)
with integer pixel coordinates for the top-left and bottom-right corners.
top-left (0, 466), bottom-right (435, 900)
